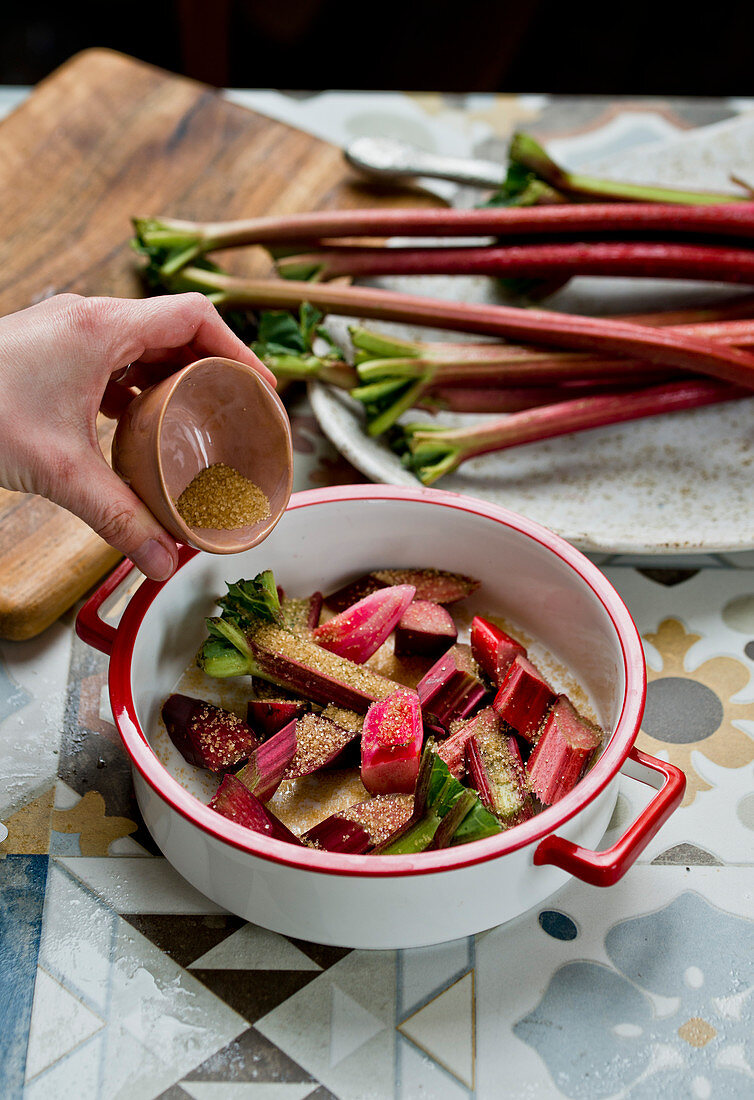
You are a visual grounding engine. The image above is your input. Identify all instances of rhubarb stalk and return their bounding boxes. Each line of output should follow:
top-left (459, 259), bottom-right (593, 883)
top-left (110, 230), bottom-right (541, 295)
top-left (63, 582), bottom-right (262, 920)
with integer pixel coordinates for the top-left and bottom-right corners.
top-left (495, 131), bottom-right (754, 206)
top-left (393, 377), bottom-right (748, 484)
top-left (167, 267), bottom-right (754, 390)
top-left (276, 240), bottom-right (754, 285)
top-left (133, 200), bottom-right (754, 275)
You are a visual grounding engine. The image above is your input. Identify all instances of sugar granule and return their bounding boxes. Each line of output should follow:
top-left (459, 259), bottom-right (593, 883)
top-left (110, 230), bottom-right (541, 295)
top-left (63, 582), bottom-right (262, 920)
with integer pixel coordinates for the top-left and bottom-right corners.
top-left (175, 463), bottom-right (271, 530)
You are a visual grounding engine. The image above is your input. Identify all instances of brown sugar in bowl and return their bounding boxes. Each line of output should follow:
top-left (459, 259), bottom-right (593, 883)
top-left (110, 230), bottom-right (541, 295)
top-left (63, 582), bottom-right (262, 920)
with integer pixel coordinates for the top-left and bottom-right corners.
top-left (112, 356), bottom-right (293, 553)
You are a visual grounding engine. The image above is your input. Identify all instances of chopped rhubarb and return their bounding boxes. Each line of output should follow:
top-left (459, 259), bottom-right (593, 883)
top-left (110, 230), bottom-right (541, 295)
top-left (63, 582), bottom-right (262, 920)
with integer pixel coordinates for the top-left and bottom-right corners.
top-left (325, 567), bottom-right (479, 612)
top-left (249, 622), bottom-right (398, 712)
top-left (394, 599), bottom-right (458, 657)
top-left (162, 694), bottom-right (258, 772)
top-left (210, 774), bottom-right (302, 844)
top-left (470, 616), bottom-right (527, 686)
top-left (465, 734), bottom-right (533, 826)
top-left (302, 814), bottom-right (371, 853)
top-left (417, 643), bottom-right (487, 730)
top-left (246, 698), bottom-right (305, 739)
top-left (527, 694), bottom-right (604, 805)
top-left (361, 689), bottom-right (424, 795)
top-left (492, 655), bottom-right (557, 743)
top-left (378, 746), bottom-right (501, 852)
top-left (340, 793), bottom-right (414, 846)
top-left (313, 584), bottom-right (416, 662)
top-left (285, 713), bottom-right (360, 779)
top-left (235, 718), bottom-right (297, 801)
top-left (437, 706), bottom-right (502, 777)
top-left (371, 568), bottom-right (480, 605)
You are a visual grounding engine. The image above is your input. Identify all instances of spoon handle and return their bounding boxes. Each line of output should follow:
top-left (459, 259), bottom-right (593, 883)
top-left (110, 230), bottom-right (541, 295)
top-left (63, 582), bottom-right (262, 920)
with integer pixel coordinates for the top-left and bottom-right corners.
top-left (344, 136), bottom-right (503, 190)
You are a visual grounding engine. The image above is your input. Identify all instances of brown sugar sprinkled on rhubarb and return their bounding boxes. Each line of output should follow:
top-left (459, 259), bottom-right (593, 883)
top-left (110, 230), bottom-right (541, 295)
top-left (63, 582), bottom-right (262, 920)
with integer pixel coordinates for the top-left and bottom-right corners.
top-left (285, 713), bottom-right (355, 778)
top-left (175, 462), bottom-right (271, 529)
top-left (321, 705), bottom-right (364, 733)
top-left (254, 623), bottom-right (396, 699)
top-left (342, 794), bottom-right (414, 845)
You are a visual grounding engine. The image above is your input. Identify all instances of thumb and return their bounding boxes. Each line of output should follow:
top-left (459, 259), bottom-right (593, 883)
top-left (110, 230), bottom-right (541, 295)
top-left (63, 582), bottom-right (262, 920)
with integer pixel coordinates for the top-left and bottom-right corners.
top-left (53, 451), bottom-right (179, 581)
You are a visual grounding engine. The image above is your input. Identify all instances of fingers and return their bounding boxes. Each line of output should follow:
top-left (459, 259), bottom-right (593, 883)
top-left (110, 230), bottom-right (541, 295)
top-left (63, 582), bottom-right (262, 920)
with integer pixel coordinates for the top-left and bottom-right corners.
top-left (52, 448), bottom-right (179, 581)
top-left (108, 294), bottom-right (277, 388)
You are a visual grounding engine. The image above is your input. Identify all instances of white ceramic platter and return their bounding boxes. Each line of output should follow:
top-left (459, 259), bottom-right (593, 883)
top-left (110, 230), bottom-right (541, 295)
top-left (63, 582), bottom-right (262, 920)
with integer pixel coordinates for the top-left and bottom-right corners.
top-left (310, 113), bottom-right (754, 554)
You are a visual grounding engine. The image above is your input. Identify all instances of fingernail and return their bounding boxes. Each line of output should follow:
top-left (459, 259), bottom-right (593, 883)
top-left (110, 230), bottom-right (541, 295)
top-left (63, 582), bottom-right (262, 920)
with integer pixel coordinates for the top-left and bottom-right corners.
top-left (133, 539), bottom-right (175, 581)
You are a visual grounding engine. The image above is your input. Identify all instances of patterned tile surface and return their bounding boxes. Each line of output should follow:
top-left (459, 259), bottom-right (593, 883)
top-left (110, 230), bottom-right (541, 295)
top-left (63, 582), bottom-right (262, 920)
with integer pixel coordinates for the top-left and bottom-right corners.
top-left (2, 88), bottom-right (754, 1099)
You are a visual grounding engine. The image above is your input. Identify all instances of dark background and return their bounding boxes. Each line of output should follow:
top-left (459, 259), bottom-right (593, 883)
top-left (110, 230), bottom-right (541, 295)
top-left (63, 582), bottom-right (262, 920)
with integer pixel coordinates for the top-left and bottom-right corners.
top-left (1, 0), bottom-right (753, 94)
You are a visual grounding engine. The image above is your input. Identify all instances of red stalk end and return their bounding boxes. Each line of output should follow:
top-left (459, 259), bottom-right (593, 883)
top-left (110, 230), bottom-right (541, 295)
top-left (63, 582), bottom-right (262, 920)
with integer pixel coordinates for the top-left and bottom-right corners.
top-left (285, 713), bottom-right (361, 779)
top-left (417, 643), bottom-right (487, 731)
top-left (162, 694), bottom-right (258, 773)
top-left (302, 814), bottom-right (371, 854)
top-left (527, 694), bottom-right (604, 805)
top-left (246, 699), bottom-right (306, 739)
top-left (437, 706), bottom-right (502, 778)
top-left (394, 599), bottom-right (458, 657)
top-left (361, 689), bottom-right (424, 795)
top-left (313, 584), bottom-right (416, 663)
top-left (470, 616), bottom-right (527, 687)
top-left (235, 718), bottom-right (298, 801)
top-left (492, 656), bottom-right (557, 743)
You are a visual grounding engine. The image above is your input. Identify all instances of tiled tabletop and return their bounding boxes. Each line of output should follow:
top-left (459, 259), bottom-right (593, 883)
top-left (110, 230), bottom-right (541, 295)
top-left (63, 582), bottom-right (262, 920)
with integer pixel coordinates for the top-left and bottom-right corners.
top-left (2, 87), bottom-right (754, 1100)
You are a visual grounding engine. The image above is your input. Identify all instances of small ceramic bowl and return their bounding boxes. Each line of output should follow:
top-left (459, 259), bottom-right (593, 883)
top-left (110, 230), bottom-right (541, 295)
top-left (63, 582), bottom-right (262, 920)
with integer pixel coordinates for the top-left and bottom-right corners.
top-left (112, 356), bottom-right (293, 553)
top-left (77, 486), bottom-right (685, 949)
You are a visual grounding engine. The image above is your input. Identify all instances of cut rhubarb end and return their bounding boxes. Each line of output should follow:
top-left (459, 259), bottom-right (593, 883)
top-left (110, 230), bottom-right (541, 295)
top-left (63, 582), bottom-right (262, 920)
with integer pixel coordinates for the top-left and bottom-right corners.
top-left (492, 655), bottom-right (557, 743)
top-left (246, 699), bottom-right (306, 739)
top-left (394, 599), bottom-right (458, 658)
top-left (437, 706), bottom-right (502, 778)
top-left (465, 729), bottom-right (533, 826)
top-left (302, 814), bottom-right (371, 854)
top-left (417, 643), bottom-right (487, 730)
top-left (313, 583), bottom-right (416, 663)
top-left (527, 694), bottom-right (604, 805)
top-left (361, 689), bottom-right (424, 795)
top-left (285, 713), bottom-right (360, 779)
top-left (249, 622), bottom-right (398, 712)
top-left (235, 718), bottom-right (297, 801)
top-left (324, 567), bottom-right (480, 612)
top-left (470, 616), bottom-right (527, 686)
top-left (210, 774), bottom-right (302, 844)
top-left (162, 694), bottom-right (258, 773)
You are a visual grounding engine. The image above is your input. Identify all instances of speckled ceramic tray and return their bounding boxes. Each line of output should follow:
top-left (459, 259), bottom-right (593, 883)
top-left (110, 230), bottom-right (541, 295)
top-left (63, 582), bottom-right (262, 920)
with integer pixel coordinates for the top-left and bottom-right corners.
top-left (310, 113), bottom-right (754, 554)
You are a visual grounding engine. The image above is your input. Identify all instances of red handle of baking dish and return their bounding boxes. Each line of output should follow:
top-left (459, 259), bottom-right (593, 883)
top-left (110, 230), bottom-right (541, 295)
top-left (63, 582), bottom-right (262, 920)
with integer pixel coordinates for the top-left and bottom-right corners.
top-left (533, 747), bottom-right (686, 887)
top-left (75, 557), bottom-right (139, 655)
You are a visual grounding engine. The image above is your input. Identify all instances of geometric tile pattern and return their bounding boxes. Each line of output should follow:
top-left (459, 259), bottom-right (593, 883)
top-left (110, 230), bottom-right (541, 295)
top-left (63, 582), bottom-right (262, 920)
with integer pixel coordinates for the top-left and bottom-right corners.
top-left (4, 88), bottom-right (754, 1099)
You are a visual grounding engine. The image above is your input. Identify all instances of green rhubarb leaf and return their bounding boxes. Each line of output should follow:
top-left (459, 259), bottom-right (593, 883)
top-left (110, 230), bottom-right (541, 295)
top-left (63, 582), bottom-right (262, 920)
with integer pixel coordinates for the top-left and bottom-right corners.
top-left (218, 571), bottom-right (283, 627)
top-left (253, 305), bottom-right (345, 365)
top-left (253, 311), bottom-right (309, 357)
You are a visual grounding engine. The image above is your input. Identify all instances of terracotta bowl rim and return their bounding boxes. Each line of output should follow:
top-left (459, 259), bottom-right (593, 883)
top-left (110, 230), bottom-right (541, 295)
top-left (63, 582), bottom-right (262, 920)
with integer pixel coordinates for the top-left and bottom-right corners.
top-left (154, 356), bottom-right (293, 553)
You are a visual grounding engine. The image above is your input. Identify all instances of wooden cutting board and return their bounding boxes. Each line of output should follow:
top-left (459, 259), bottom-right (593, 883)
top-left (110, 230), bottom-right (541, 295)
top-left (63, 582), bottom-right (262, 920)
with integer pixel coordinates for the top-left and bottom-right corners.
top-left (0, 48), bottom-right (438, 640)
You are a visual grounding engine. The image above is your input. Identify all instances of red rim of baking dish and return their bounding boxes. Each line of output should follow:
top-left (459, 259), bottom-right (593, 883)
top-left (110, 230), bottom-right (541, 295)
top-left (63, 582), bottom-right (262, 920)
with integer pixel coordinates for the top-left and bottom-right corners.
top-left (92, 484), bottom-right (649, 877)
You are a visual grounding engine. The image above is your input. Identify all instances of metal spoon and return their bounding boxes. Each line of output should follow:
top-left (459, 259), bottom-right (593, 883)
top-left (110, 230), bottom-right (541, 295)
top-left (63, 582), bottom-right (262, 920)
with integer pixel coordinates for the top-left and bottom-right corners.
top-left (344, 136), bottom-right (503, 190)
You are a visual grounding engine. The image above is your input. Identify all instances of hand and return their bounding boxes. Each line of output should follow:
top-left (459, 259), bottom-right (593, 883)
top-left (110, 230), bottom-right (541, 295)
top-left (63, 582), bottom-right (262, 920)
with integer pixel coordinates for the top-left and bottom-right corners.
top-left (0, 293), bottom-right (276, 580)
